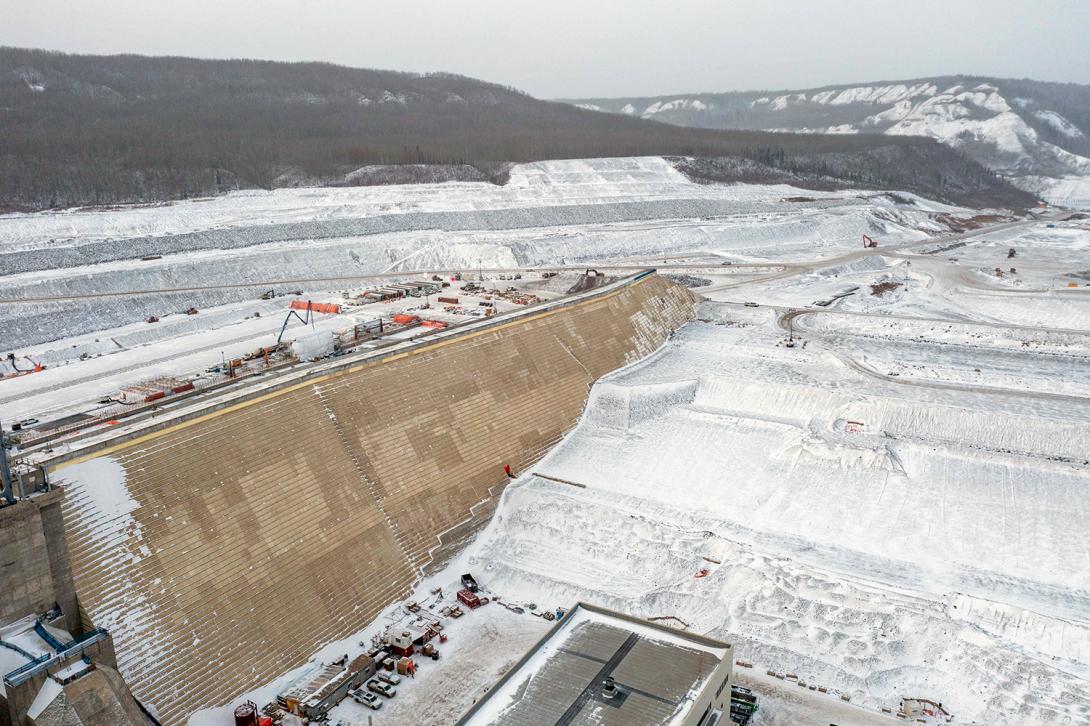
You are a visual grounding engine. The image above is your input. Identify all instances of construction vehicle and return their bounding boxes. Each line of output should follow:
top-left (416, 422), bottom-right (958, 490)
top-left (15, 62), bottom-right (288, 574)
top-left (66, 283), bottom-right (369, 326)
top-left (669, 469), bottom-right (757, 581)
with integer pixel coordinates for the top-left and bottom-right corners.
top-left (461, 573), bottom-right (479, 592)
top-left (5, 353), bottom-right (44, 376)
top-left (276, 301), bottom-right (317, 345)
top-left (862, 234), bottom-right (878, 248)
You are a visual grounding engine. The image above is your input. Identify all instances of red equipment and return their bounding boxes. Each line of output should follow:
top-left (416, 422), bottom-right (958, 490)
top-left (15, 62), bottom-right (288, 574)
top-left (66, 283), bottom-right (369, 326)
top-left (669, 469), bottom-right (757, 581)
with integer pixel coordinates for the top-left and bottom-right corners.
top-left (457, 589), bottom-right (482, 609)
top-left (862, 234), bottom-right (878, 248)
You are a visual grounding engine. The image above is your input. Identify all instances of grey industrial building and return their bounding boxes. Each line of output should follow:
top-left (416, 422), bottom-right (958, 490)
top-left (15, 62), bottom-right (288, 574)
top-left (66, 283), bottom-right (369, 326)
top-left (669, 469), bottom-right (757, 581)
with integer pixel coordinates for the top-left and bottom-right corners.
top-left (457, 602), bottom-right (735, 726)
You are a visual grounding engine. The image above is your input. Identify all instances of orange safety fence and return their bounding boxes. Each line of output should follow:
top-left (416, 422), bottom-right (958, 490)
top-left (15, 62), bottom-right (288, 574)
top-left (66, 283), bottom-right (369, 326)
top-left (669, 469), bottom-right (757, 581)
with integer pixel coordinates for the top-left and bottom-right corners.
top-left (289, 300), bottom-right (342, 314)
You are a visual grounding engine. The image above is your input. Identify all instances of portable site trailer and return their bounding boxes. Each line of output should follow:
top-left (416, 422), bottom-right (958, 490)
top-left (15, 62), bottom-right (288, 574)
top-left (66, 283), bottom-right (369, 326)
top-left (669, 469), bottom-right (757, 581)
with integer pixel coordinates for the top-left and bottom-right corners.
top-left (277, 654), bottom-right (376, 721)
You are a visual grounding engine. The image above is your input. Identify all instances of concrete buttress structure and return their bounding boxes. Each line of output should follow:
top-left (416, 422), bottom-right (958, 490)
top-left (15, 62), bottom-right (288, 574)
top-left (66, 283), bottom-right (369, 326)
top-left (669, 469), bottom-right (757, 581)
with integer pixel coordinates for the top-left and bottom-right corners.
top-left (46, 274), bottom-right (697, 724)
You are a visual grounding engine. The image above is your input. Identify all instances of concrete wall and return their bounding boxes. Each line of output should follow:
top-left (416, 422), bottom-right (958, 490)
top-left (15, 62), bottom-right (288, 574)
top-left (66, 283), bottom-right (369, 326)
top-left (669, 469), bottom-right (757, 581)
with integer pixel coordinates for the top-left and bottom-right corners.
top-left (27, 664), bottom-right (146, 726)
top-left (0, 491), bottom-right (80, 636)
top-left (1, 636), bottom-right (120, 726)
top-left (49, 274), bottom-right (697, 725)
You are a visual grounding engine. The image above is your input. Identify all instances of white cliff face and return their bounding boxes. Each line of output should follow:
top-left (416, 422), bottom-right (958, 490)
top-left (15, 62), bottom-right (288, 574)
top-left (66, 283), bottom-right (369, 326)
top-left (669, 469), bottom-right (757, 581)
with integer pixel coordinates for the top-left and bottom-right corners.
top-left (641, 98), bottom-right (710, 116)
top-left (580, 80), bottom-right (1090, 205)
top-left (754, 82), bottom-right (1083, 171)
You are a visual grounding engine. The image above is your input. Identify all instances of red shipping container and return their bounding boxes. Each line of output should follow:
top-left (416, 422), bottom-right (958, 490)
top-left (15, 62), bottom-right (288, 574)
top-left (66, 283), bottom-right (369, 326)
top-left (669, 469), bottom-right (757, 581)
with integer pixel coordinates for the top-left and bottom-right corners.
top-left (437, 296), bottom-right (459, 304)
top-left (457, 589), bottom-right (482, 609)
top-left (144, 391), bottom-right (166, 403)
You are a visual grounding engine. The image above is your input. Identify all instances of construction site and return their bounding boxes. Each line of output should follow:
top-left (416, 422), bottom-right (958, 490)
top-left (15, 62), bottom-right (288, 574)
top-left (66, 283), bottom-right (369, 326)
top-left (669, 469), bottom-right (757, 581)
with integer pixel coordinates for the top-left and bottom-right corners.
top-left (3, 157), bottom-right (1090, 726)
top-left (1, 264), bottom-right (699, 725)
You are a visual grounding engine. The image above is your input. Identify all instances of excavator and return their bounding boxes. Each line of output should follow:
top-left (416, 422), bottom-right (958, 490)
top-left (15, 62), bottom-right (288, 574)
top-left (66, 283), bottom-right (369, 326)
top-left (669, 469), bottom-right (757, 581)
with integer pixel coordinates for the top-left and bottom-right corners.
top-left (4, 352), bottom-right (44, 378)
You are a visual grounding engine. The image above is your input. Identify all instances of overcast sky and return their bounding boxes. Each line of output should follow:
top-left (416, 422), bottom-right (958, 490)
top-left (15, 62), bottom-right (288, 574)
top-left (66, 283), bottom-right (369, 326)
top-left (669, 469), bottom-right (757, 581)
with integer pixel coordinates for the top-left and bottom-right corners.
top-left (2, 0), bottom-right (1087, 98)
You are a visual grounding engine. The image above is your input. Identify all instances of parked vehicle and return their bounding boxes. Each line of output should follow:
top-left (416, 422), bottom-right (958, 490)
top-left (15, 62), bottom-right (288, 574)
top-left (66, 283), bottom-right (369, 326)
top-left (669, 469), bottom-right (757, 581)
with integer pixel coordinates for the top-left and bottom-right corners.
top-left (350, 688), bottom-right (382, 710)
top-left (376, 671), bottom-right (401, 686)
top-left (461, 573), bottom-right (479, 592)
top-left (743, 302), bottom-right (759, 308)
top-left (367, 680), bottom-right (397, 698)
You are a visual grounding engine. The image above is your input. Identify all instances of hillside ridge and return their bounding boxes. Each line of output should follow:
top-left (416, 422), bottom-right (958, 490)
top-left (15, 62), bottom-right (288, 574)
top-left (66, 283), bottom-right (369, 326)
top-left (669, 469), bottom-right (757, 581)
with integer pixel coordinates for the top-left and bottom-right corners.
top-left (0, 48), bottom-right (1033, 211)
top-left (564, 75), bottom-right (1090, 203)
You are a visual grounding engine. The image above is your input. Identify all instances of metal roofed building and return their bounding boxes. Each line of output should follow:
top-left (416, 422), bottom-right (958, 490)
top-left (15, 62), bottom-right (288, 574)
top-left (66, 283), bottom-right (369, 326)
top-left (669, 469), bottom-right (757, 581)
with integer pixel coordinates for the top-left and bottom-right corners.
top-left (457, 602), bottom-right (735, 726)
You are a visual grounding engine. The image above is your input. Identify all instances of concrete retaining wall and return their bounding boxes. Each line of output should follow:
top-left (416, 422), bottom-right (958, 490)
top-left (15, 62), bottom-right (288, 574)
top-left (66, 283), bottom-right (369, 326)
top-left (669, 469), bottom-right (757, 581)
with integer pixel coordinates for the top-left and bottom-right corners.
top-left (48, 274), bottom-right (697, 724)
top-left (0, 491), bottom-right (80, 637)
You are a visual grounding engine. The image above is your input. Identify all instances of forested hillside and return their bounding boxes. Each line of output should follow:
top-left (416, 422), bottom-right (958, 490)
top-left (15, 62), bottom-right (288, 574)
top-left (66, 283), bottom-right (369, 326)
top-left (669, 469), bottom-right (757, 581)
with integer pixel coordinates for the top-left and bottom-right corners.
top-left (1, 49), bottom-right (1034, 210)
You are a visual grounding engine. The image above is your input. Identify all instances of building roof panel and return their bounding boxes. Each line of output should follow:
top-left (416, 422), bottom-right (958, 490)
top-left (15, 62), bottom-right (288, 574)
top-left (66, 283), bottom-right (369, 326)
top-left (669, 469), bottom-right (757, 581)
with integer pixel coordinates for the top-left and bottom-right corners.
top-left (458, 602), bottom-right (731, 726)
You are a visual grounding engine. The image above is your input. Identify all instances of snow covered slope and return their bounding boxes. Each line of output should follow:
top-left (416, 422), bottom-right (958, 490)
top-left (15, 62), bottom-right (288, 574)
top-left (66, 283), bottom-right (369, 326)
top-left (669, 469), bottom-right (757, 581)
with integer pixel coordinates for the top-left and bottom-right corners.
top-left (213, 282), bottom-right (1090, 724)
top-left (419, 302), bottom-right (1090, 724)
top-left (0, 157), bottom-right (961, 349)
top-left (565, 77), bottom-right (1090, 207)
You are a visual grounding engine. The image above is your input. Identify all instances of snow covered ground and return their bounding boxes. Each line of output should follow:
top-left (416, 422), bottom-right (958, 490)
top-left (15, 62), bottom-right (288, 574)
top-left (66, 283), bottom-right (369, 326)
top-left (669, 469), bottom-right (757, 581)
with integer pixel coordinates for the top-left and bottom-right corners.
top-left (7, 156), bottom-right (1090, 724)
top-left (0, 158), bottom-right (961, 350)
top-left (193, 226), bottom-right (1090, 726)
top-left (289, 300), bottom-right (1088, 725)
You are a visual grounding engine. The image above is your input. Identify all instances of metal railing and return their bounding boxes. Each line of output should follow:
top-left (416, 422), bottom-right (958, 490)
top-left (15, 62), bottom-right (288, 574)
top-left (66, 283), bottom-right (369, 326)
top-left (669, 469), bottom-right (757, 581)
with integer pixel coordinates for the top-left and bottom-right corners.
top-left (2, 628), bottom-right (109, 688)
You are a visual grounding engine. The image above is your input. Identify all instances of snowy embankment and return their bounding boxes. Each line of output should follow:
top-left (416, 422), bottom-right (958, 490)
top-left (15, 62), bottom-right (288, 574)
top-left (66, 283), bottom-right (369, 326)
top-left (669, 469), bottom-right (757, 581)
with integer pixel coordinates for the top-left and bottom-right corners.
top-left (194, 298), bottom-right (1090, 725)
top-left (406, 302), bottom-right (1090, 724)
top-left (0, 157), bottom-right (959, 349)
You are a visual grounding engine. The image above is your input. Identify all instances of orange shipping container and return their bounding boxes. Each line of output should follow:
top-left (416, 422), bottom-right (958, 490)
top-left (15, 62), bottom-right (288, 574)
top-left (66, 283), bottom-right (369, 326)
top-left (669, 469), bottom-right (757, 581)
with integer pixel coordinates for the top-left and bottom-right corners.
top-left (392, 313), bottom-right (419, 325)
